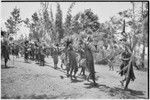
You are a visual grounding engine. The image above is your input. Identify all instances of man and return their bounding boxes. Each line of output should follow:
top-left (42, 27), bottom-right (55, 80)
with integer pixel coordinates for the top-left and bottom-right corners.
top-left (107, 46), bottom-right (115, 71)
top-left (40, 45), bottom-right (46, 66)
top-left (11, 43), bottom-right (15, 56)
top-left (82, 37), bottom-right (96, 84)
top-left (78, 40), bottom-right (86, 76)
top-left (15, 44), bottom-right (20, 58)
top-left (24, 41), bottom-right (29, 62)
top-left (66, 44), bottom-right (78, 80)
top-left (119, 46), bottom-right (135, 90)
top-left (30, 43), bottom-right (35, 60)
top-left (1, 40), bottom-right (10, 68)
top-left (19, 43), bottom-right (24, 57)
top-left (34, 43), bottom-right (39, 63)
top-left (52, 44), bottom-right (59, 69)
top-left (28, 43), bottom-right (32, 59)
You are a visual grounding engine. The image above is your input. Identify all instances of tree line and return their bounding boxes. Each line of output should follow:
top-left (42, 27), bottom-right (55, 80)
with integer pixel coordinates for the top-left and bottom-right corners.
top-left (3, 2), bottom-right (148, 68)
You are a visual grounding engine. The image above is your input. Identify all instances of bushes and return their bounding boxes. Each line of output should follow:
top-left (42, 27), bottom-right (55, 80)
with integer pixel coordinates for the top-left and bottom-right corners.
top-left (94, 49), bottom-right (122, 66)
top-left (95, 59), bottom-right (108, 65)
top-left (94, 52), bottom-right (108, 65)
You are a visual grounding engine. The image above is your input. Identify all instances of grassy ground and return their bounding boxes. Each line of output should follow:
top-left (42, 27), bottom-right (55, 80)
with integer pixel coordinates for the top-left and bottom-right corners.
top-left (1, 55), bottom-right (148, 99)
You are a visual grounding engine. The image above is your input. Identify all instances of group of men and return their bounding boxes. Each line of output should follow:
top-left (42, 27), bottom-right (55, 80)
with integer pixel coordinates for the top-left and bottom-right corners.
top-left (1, 37), bottom-right (137, 90)
top-left (1, 39), bottom-right (51, 67)
top-left (23, 41), bottom-right (51, 66)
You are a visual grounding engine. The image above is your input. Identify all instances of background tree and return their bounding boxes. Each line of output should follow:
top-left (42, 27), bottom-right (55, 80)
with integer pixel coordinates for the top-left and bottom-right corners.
top-left (41, 2), bottom-right (55, 44)
top-left (55, 3), bottom-right (63, 43)
top-left (26, 12), bottom-right (45, 42)
top-left (71, 12), bottom-right (82, 34)
top-left (49, 4), bottom-right (56, 43)
top-left (64, 2), bottom-right (76, 36)
top-left (140, 2), bottom-right (148, 68)
top-left (5, 7), bottom-right (21, 36)
top-left (79, 9), bottom-right (100, 34)
top-left (99, 2), bottom-right (148, 68)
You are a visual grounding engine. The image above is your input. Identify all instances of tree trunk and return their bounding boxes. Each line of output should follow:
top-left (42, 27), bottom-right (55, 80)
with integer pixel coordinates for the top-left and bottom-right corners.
top-left (141, 42), bottom-right (145, 68)
top-left (141, 2), bottom-right (145, 68)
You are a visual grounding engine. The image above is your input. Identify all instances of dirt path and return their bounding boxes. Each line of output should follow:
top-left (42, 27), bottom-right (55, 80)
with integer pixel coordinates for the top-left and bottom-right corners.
top-left (1, 56), bottom-right (148, 99)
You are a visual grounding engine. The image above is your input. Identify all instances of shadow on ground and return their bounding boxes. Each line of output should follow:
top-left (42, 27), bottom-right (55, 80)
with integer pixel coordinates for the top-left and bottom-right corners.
top-left (83, 82), bottom-right (146, 99)
top-left (1, 65), bottom-right (16, 69)
top-left (71, 79), bottom-right (84, 83)
top-left (45, 64), bottom-right (66, 73)
top-left (1, 93), bottom-right (79, 99)
top-left (2, 94), bottom-right (51, 99)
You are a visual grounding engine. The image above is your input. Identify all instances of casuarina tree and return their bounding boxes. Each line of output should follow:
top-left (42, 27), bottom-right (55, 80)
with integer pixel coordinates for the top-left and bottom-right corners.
top-left (55, 3), bottom-right (63, 43)
top-left (5, 7), bottom-right (21, 36)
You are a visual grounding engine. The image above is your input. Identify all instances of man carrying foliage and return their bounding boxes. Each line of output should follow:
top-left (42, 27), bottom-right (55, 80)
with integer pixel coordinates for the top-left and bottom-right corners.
top-left (82, 36), bottom-right (96, 84)
top-left (119, 45), bottom-right (136, 90)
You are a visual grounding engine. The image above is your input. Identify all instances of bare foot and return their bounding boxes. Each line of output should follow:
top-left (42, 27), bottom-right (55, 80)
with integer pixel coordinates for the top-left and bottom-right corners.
top-left (124, 87), bottom-right (128, 90)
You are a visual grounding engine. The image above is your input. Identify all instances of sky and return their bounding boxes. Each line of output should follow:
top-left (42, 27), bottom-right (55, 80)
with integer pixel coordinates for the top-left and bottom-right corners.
top-left (1, 2), bottom-right (137, 39)
top-left (1, 2), bottom-right (134, 27)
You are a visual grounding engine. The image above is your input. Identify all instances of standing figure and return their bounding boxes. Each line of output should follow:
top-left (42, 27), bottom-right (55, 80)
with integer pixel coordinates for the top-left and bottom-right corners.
top-left (28, 44), bottom-right (32, 59)
top-left (78, 45), bottom-right (86, 76)
top-left (11, 43), bottom-right (15, 56)
top-left (40, 45), bottom-right (46, 66)
top-left (107, 46), bottom-right (115, 71)
top-left (30, 43), bottom-right (35, 60)
top-left (66, 44), bottom-right (78, 80)
top-left (37, 44), bottom-right (41, 64)
top-left (51, 44), bottom-right (59, 69)
top-left (82, 40), bottom-right (96, 84)
top-left (1, 40), bottom-right (10, 68)
top-left (20, 44), bottom-right (24, 57)
top-left (15, 44), bottom-right (20, 58)
top-left (35, 43), bottom-right (39, 63)
top-left (24, 41), bottom-right (29, 62)
top-left (119, 47), bottom-right (135, 89)
top-left (60, 52), bottom-right (69, 70)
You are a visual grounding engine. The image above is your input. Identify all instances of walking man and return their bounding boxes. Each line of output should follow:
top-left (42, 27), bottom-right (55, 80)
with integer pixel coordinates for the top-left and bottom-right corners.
top-left (119, 46), bottom-right (135, 90)
top-left (82, 36), bottom-right (96, 84)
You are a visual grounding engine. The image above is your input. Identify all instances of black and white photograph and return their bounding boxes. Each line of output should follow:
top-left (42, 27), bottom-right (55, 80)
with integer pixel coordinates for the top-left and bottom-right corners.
top-left (1, 1), bottom-right (149, 99)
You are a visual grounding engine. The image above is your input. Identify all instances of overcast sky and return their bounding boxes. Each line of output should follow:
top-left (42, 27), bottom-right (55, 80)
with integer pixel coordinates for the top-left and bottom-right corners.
top-left (1, 2), bottom-right (134, 26)
top-left (1, 2), bottom-right (142, 39)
